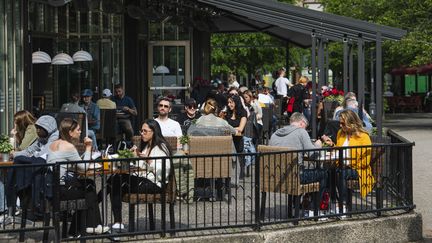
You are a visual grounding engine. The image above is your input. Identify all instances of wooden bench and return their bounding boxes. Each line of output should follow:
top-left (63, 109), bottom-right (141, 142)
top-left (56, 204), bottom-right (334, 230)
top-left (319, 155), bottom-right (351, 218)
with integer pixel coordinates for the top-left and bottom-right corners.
top-left (258, 145), bottom-right (320, 221)
top-left (122, 169), bottom-right (176, 232)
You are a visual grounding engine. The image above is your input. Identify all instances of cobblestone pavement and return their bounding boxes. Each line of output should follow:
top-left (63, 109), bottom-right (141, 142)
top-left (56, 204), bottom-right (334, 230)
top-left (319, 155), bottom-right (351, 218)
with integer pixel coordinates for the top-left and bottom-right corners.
top-left (384, 113), bottom-right (432, 240)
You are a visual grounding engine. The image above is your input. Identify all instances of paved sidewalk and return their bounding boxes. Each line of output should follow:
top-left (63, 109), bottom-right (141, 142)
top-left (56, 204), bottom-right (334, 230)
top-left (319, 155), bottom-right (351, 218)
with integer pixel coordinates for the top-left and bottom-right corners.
top-left (384, 113), bottom-right (432, 240)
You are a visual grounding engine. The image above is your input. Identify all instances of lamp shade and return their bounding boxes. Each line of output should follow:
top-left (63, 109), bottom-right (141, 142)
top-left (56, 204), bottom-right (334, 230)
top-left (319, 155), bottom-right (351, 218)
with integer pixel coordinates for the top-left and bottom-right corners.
top-left (155, 65), bottom-right (170, 74)
top-left (32, 51), bottom-right (51, 64)
top-left (52, 53), bottom-right (74, 65)
top-left (72, 50), bottom-right (93, 62)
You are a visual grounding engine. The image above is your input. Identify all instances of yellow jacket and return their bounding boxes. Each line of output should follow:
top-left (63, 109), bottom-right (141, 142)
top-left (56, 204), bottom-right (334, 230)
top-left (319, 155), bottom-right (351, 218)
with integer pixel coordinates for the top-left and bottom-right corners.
top-left (336, 130), bottom-right (374, 198)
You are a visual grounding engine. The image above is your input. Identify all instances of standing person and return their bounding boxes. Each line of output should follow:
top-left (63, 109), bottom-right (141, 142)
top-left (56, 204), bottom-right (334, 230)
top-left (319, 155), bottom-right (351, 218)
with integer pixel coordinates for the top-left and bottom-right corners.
top-left (155, 97), bottom-right (182, 138)
top-left (225, 94), bottom-right (247, 179)
top-left (112, 84), bottom-right (137, 142)
top-left (81, 89), bottom-right (100, 151)
top-left (109, 119), bottom-right (172, 230)
top-left (96, 88), bottom-right (116, 110)
top-left (274, 67), bottom-right (292, 113)
top-left (176, 98), bottom-right (201, 135)
top-left (321, 109), bottom-right (374, 213)
top-left (227, 73), bottom-right (240, 89)
top-left (287, 76), bottom-right (308, 117)
top-left (47, 118), bottom-right (108, 236)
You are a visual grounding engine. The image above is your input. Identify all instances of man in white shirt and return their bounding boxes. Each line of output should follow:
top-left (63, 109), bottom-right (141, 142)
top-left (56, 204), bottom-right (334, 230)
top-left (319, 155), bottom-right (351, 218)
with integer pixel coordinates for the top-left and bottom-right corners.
top-left (274, 67), bottom-right (292, 98)
top-left (155, 97), bottom-right (183, 139)
top-left (274, 67), bottom-right (292, 115)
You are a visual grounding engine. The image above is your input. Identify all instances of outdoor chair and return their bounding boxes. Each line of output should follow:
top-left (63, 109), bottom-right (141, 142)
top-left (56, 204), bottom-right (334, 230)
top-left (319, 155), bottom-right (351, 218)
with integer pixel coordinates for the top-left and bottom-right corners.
top-left (346, 146), bottom-right (386, 213)
top-left (122, 169), bottom-right (176, 232)
top-left (261, 107), bottom-right (272, 144)
top-left (258, 145), bottom-right (320, 222)
top-left (164, 136), bottom-right (178, 152)
top-left (188, 136), bottom-right (233, 202)
top-left (96, 109), bottom-right (117, 150)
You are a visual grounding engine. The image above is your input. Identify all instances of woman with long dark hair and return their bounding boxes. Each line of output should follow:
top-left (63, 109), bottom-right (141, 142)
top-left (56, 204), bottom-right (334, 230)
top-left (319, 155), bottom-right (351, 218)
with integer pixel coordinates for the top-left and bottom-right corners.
top-left (225, 94), bottom-right (247, 179)
top-left (109, 119), bottom-right (172, 230)
top-left (47, 118), bottom-right (107, 236)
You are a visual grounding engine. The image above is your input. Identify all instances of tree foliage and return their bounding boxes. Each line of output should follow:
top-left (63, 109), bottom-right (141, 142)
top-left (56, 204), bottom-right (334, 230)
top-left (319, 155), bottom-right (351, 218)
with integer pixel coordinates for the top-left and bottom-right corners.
top-left (210, 0), bottom-right (305, 80)
top-left (321, 0), bottom-right (432, 70)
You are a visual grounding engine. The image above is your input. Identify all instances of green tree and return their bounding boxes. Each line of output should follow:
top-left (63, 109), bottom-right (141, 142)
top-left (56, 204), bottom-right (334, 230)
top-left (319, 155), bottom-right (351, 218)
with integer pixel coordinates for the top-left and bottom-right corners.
top-left (321, 0), bottom-right (432, 70)
top-left (210, 0), bottom-right (308, 81)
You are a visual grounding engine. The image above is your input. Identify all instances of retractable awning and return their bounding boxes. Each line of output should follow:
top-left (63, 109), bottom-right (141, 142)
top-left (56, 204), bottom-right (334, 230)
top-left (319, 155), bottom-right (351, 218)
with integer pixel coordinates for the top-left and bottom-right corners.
top-left (199, 0), bottom-right (406, 47)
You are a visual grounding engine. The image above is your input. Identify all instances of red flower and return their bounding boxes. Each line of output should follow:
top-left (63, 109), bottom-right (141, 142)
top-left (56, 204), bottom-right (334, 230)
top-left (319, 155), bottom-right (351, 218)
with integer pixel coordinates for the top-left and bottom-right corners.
top-left (331, 88), bottom-right (338, 96)
top-left (338, 90), bottom-right (344, 96)
top-left (323, 91), bottom-right (331, 97)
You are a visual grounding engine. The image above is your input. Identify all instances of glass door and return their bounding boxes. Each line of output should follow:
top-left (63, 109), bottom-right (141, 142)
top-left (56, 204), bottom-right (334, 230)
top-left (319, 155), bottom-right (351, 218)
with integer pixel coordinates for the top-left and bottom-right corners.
top-left (148, 41), bottom-right (190, 117)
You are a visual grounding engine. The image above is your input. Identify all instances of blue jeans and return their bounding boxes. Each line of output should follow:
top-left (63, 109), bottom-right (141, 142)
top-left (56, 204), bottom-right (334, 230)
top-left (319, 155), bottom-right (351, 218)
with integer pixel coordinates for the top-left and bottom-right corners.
top-left (300, 168), bottom-right (329, 205)
top-left (243, 136), bottom-right (256, 167)
top-left (336, 168), bottom-right (359, 203)
top-left (0, 180), bottom-right (6, 212)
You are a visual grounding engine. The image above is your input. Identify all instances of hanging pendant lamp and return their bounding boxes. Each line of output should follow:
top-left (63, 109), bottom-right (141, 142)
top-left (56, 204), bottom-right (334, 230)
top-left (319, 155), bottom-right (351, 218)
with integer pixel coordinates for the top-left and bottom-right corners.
top-left (32, 51), bottom-right (51, 64)
top-left (52, 52), bottom-right (74, 65)
top-left (72, 50), bottom-right (93, 62)
top-left (155, 65), bottom-right (170, 74)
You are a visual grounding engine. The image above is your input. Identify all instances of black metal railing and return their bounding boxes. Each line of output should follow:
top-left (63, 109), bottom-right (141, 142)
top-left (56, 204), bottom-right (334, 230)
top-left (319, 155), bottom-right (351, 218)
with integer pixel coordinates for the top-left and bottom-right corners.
top-left (0, 130), bottom-right (414, 242)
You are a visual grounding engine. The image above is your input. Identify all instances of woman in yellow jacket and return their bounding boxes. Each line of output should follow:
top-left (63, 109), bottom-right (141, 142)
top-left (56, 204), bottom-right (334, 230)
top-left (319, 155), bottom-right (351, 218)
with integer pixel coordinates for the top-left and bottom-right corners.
top-left (323, 109), bottom-right (375, 203)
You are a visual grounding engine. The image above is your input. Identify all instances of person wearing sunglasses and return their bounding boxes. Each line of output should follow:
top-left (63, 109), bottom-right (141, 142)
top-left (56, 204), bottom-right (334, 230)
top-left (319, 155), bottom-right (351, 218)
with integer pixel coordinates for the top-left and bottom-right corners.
top-left (177, 98), bottom-right (201, 135)
top-left (155, 97), bottom-right (182, 141)
top-left (325, 109), bottom-right (374, 215)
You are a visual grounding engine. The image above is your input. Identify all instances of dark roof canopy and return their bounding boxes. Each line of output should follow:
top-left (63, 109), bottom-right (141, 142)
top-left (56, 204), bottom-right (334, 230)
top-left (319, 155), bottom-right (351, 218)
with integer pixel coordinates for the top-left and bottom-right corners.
top-left (199, 0), bottom-right (406, 47)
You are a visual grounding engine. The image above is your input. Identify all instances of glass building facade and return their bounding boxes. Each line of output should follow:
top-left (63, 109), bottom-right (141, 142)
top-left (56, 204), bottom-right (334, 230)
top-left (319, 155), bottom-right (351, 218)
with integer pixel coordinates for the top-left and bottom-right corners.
top-left (0, 1), bottom-right (23, 134)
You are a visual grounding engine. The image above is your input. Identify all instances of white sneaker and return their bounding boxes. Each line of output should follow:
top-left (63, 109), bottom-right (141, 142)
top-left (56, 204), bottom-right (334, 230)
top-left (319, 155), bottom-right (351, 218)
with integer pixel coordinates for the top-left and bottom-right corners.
top-left (112, 222), bottom-right (125, 230)
top-left (86, 225), bottom-right (110, 234)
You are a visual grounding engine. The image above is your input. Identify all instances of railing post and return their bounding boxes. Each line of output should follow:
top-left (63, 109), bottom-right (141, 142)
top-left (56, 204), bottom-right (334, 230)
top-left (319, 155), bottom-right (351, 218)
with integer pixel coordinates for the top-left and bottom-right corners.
top-left (254, 152), bottom-right (261, 230)
top-left (161, 157), bottom-right (167, 237)
top-left (406, 145), bottom-right (414, 206)
top-left (52, 164), bottom-right (61, 243)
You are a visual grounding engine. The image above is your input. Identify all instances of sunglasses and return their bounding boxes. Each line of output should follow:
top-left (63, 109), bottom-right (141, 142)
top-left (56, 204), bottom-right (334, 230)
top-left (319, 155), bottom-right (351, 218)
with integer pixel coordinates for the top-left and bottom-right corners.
top-left (340, 121), bottom-right (346, 126)
top-left (187, 105), bottom-right (196, 109)
top-left (158, 104), bottom-right (170, 108)
top-left (140, 129), bottom-right (153, 134)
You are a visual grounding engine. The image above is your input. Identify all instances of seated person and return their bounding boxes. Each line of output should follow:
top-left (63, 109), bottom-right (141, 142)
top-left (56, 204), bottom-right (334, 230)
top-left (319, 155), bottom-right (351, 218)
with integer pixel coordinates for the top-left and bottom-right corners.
top-left (81, 89), bottom-right (100, 151)
top-left (269, 112), bottom-right (328, 211)
top-left (112, 84), bottom-right (137, 142)
top-left (321, 109), bottom-right (374, 213)
top-left (155, 97), bottom-right (182, 138)
top-left (334, 99), bottom-right (372, 131)
top-left (109, 119), bottom-right (172, 230)
top-left (187, 98), bottom-right (236, 136)
top-left (47, 118), bottom-right (108, 236)
top-left (7, 115), bottom-right (59, 216)
top-left (176, 98), bottom-right (201, 135)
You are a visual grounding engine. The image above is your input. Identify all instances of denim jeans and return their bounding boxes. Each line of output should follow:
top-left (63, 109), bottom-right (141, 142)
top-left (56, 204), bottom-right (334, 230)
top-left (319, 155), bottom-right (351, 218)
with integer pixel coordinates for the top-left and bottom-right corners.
top-left (336, 168), bottom-right (359, 203)
top-left (243, 136), bottom-right (256, 167)
top-left (0, 180), bottom-right (6, 212)
top-left (300, 168), bottom-right (329, 205)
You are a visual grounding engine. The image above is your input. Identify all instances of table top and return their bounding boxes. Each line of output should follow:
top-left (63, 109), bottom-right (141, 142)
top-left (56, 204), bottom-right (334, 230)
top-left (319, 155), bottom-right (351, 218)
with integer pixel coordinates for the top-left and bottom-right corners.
top-left (76, 165), bottom-right (141, 177)
top-left (0, 161), bottom-right (13, 166)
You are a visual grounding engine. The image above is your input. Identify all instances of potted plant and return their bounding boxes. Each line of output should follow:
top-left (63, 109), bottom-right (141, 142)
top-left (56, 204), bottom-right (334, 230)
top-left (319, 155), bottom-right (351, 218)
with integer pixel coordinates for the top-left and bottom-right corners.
top-left (179, 135), bottom-right (190, 152)
top-left (117, 149), bottom-right (136, 170)
top-left (0, 135), bottom-right (13, 162)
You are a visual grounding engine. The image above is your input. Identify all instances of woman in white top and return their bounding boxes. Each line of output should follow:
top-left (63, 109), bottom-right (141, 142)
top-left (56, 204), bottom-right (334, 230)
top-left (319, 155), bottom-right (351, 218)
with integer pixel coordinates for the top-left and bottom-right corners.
top-left (109, 119), bottom-right (172, 230)
top-left (47, 118), bottom-right (108, 236)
